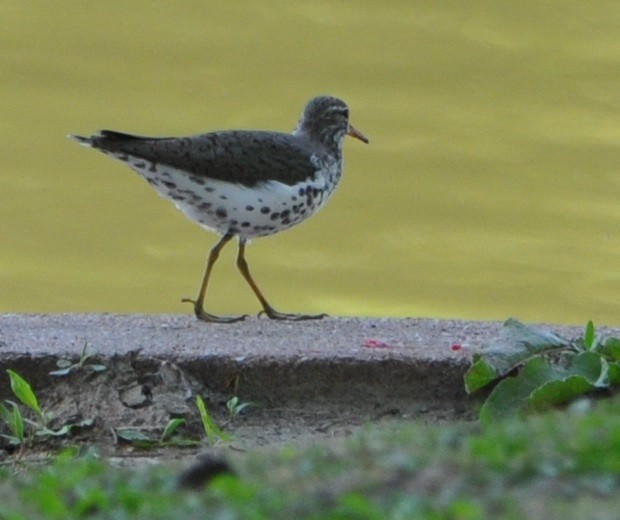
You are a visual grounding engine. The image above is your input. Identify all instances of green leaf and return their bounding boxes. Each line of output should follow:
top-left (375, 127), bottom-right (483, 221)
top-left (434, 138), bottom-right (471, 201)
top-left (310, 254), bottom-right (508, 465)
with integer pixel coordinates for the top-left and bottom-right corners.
top-left (7, 370), bottom-right (41, 416)
top-left (196, 395), bottom-right (230, 443)
top-left (0, 434), bottom-right (22, 445)
top-left (164, 438), bottom-right (202, 447)
top-left (36, 418), bottom-right (94, 438)
top-left (12, 402), bottom-right (24, 441)
top-left (226, 397), bottom-right (239, 412)
top-left (49, 367), bottom-right (73, 377)
top-left (114, 428), bottom-right (157, 448)
top-left (481, 351), bottom-right (614, 422)
top-left (570, 351), bottom-right (609, 387)
top-left (529, 376), bottom-right (594, 411)
top-left (89, 364), bottom-right (107, 373)
top-left (0, 402), bottom-right (12, 425)
top-left (37, 425), bottom-right (72, 437)
top-left (600, 337), bottom-right (620, 361)
top-left (233, 403), bottom-right (251, 415)
top-left (470, 321), bottom-right (620, 421)
top-left (607, 362), bottom-right (620, 385)
top-left (225, 397), bottom-right (251, 417)
top-left (527, 352), bottom-right (607, 411)
top-left (56, 359), bottom-right (73, 369)
top-left (464, 357), bottom-right (499, 394)
top-left (197, 395), bottom-right (217, 443)
top-left (479, 357), bottom-right (556, 423)
top-left (0, 401), bottom-right (24, 442)
top-left (115, 428), bottom-right (151, 441)
top-left (475, 319), bottom-right (566, 377)
top-left (79, 341), bottom-right (91, 364)
top-left (584, 320), bottom-right (595, 350)
top-left (161, 418), bottom-right (186, 442)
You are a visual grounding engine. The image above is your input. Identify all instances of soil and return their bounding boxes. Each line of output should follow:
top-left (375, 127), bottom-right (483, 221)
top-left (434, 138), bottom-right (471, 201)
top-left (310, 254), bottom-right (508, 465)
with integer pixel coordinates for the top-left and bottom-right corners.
top-left (0, 352), bottom-right (473, 464)
top-left (15, 357), bottom-right (464, 456)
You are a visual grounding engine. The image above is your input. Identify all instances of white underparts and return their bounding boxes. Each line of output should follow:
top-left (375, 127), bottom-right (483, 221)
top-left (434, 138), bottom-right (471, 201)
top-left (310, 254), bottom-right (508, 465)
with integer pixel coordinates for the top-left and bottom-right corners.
top-left (111, 154), bottom-right (341, 239)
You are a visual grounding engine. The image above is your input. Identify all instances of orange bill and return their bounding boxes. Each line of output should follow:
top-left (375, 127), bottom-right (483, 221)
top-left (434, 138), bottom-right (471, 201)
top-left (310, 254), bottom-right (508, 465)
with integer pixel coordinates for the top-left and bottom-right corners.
top-left (347, 124), bottom-right (369, 144)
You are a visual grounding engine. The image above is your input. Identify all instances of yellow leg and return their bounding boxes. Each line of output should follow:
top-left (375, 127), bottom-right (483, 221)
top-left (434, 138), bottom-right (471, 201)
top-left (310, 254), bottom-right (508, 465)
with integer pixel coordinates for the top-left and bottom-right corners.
top-left (236, 238), bottom-right (327, 321)
top-left (182, 233), bottom-right (247, 323)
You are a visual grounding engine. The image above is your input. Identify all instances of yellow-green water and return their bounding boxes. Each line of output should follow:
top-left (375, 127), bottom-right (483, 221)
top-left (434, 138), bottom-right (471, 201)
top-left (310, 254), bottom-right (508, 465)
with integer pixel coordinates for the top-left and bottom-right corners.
top-left (2, 1), bottom-right (619, 325)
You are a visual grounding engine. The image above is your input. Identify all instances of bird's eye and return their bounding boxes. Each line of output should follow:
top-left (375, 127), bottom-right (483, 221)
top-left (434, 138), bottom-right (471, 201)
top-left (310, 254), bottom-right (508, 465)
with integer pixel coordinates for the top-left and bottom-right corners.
top-left (342, 108), bottom-right (349, 119)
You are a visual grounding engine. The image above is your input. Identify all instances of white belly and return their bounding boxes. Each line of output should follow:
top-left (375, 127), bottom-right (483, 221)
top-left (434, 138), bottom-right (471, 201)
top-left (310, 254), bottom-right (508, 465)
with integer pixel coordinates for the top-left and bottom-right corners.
top-left (128, 159), bottom-right (339, 239)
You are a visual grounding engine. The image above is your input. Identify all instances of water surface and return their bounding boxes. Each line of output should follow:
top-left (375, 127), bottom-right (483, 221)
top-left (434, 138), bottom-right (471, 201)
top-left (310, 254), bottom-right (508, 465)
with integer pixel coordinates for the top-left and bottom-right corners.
top-left (1, 1), bottom-right (619, 325)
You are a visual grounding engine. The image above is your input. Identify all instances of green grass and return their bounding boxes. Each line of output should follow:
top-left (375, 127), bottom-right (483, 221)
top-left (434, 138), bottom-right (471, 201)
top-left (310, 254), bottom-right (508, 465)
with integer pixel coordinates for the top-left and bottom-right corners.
top-left (1, 395), bottom-right (619, 520)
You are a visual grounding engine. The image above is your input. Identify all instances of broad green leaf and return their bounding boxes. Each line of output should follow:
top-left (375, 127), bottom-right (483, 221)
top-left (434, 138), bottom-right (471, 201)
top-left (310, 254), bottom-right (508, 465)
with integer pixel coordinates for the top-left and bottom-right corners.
top-left (600, 337), bottom-right (620, 361)
top-left (529, 376), bottom-right (594, 411)
top-left (7, 370), bottom-right (41, 416)
top-left (570, 351), bottom-right (609, 387)
top-left (114, 428), bottom-right (158, 448)
top-left (527, 352), bottom-right (608, 411)
top-left (474, 319), bottom-right (566, 378)
top-left (471, 320), bottom-right (620, 420)
top-left (607, 362), bottom-right (620, 385)
top-left (592, 357), bottom-right (609, 388)
top-left (115, 428), bottom-right (151, 441)
top-left (481, 352), bottom-right (612, 422)
top-left (464, 357), bottom-right (498, 394)
top-left (90, 364), bottom-right (107, 373)
top-left (479, 357), bottom-right (556, 423)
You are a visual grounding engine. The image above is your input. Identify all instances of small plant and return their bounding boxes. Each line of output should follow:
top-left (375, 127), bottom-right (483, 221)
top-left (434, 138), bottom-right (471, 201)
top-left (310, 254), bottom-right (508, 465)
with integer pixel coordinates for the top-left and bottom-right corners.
top-left (1, 369), bottom-right (47, 448)
top-left (0, 370), bottom-right (93, 450)
top-left (465, 319), bottom-right (620, 423)
top-left (196, 395), bottom-right (231, 444)
top-left (0, 400), bottom-right (25, 446)
top-left (114, 418), bottom-right (199, 448)
top-left (115, 397), bottom-right (238, 448)
top-left (50, 342), bottom-right (107, 377)
top-left (6, 369), bottom-right (48, 427)
top-left (226, 396), bottom-right (251, 421)
top-left (160, 417), bottom-right (186, 443)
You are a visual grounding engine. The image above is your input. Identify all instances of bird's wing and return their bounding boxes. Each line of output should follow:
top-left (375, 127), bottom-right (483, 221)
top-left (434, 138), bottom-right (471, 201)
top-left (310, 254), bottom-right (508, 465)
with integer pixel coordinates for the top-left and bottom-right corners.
top-left (74, 130), bottom-right (322, 187)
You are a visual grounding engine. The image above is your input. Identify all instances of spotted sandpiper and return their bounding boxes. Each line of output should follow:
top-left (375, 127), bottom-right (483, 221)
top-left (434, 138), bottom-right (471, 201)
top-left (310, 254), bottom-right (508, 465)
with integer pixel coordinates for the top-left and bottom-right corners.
top-left (70, 96), bottom-right (368, 322)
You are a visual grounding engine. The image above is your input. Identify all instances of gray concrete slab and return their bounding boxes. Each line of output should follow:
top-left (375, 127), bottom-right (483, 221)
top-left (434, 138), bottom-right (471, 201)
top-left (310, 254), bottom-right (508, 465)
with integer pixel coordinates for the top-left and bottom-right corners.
top-left (1, 314), bottom-right (611, 408)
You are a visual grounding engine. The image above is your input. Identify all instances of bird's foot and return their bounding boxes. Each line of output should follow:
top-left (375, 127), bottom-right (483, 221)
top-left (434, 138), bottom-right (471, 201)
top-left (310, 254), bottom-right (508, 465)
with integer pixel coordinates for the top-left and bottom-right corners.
top-left (181, 298), bottom-right (248, 323)
top-left (258, 306), bottom-right (327, 321)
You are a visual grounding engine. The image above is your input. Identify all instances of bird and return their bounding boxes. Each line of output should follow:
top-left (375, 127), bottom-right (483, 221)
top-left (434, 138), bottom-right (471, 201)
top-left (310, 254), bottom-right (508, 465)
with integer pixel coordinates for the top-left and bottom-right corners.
top-left (69, 95), bottom-right (368, 323)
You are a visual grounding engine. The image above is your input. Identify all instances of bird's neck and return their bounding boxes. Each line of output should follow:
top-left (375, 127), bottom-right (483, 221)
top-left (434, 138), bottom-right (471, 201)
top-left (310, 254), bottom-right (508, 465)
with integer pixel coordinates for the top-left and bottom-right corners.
top-left (294, 126), bottom-right (345, 157)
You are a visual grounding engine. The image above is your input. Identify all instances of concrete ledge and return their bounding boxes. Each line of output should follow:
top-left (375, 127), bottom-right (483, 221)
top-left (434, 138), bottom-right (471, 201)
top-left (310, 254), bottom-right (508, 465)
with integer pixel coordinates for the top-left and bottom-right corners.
top-left (0, 314), bottom-right (605, 409)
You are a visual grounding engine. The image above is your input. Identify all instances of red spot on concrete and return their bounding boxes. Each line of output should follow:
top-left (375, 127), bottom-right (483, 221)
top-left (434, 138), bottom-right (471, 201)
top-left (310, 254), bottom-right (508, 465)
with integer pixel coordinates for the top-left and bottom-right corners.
top-left (363, 339), bottom-right (390, 349)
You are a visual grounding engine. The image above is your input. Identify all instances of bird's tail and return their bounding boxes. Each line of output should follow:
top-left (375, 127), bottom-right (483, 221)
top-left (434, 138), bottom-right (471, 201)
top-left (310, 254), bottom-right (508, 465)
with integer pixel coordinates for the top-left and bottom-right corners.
top-left (67, 134), bottom-right (93, 146)
top-left (68, 130), bottom-right (150, 154)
